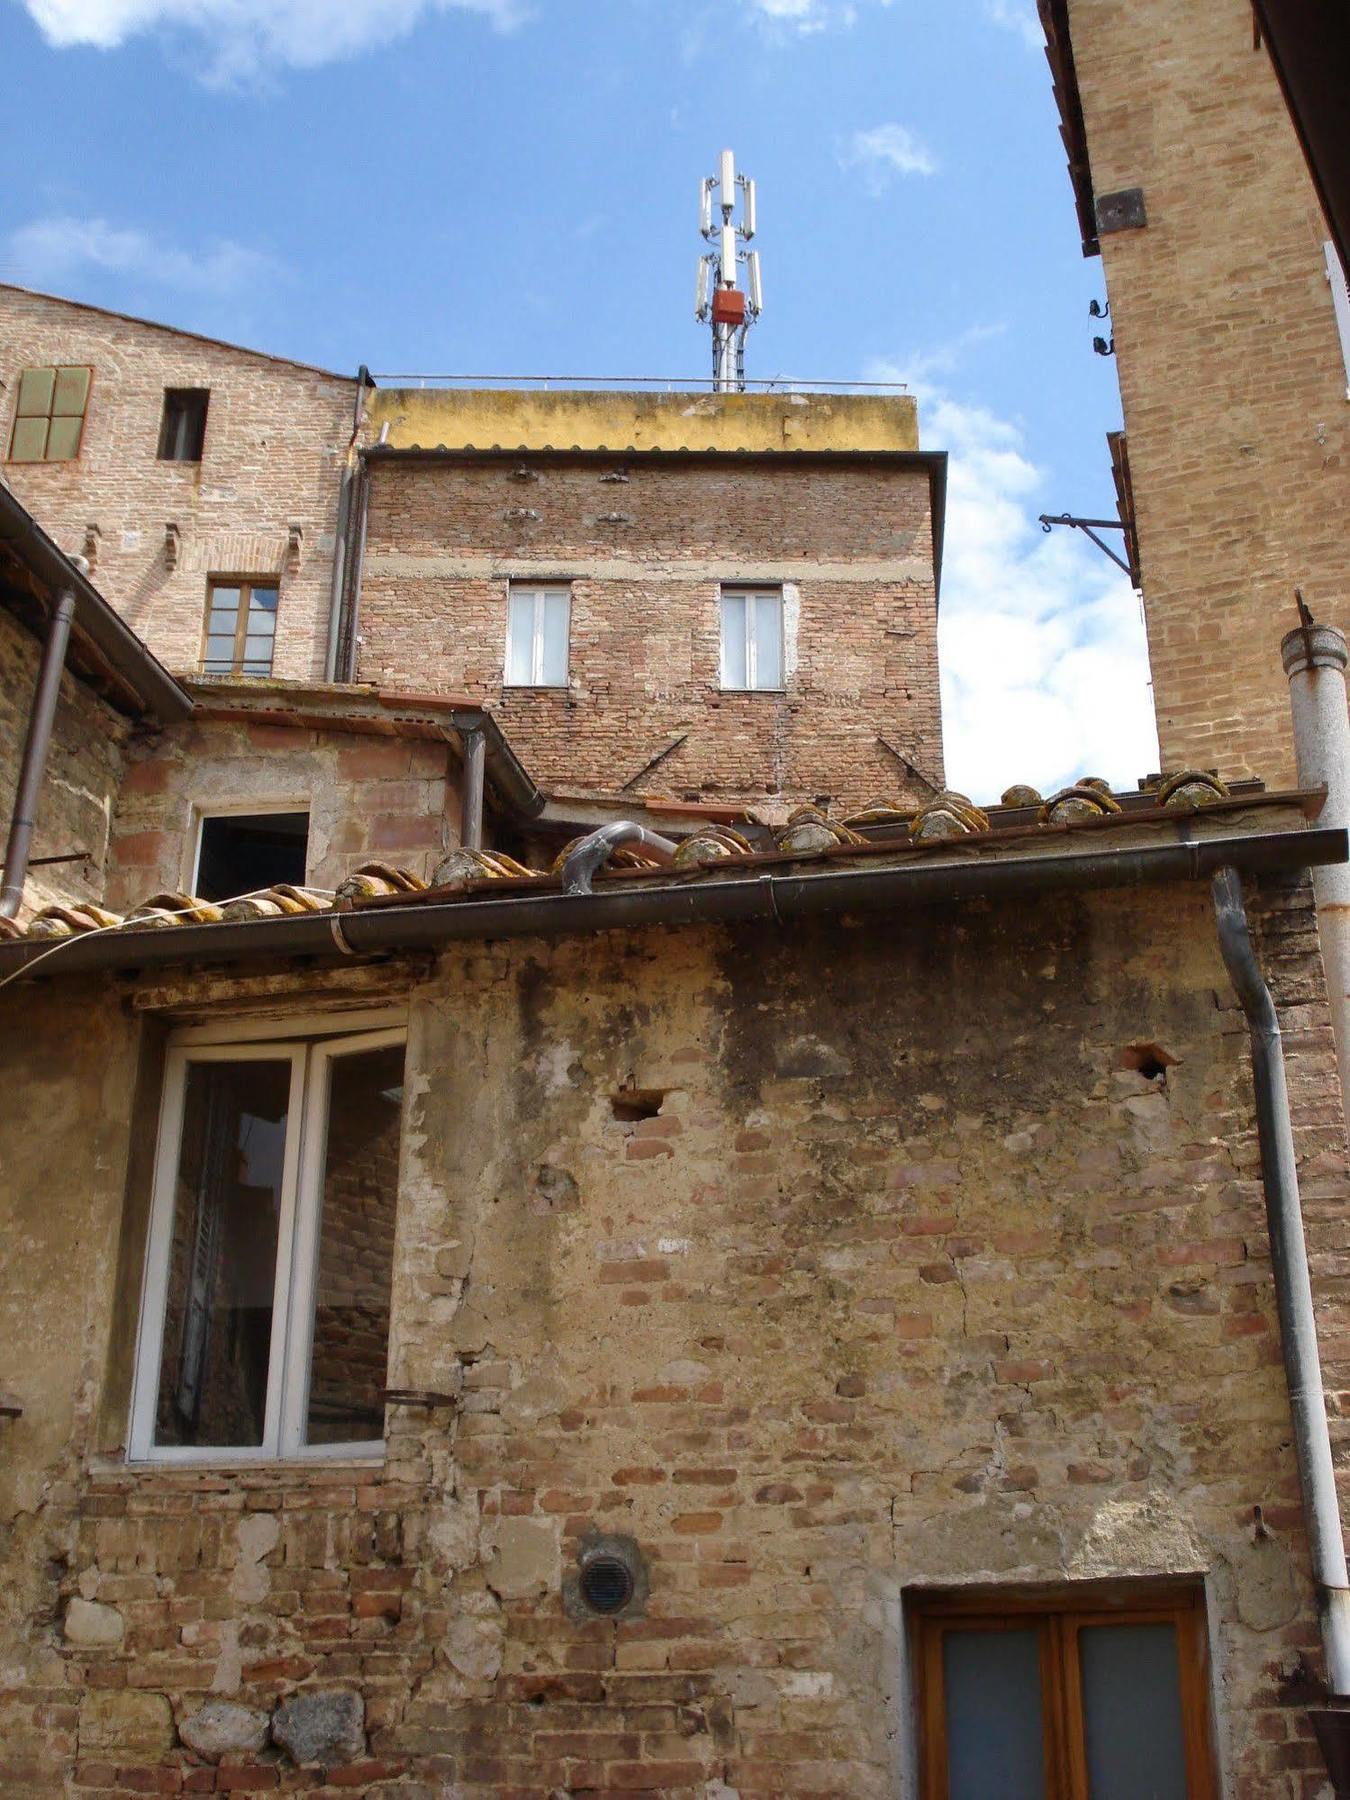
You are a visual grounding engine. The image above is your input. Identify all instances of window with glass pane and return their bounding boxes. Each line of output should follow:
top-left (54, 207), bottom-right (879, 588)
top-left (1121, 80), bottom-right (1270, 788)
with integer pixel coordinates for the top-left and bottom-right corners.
top-left (913, 1585), bottom-right (1214, 1800)
top-left (202, 580), bottom-right (279, 676)
top-left (720, 588), bottom-right (783, 690)
top-left (505, 585), bottom-right (570, 686)
top-left (130, 1024), bottom-right (406, 1462)
top-left (8, 364), bottom-right (92, 463)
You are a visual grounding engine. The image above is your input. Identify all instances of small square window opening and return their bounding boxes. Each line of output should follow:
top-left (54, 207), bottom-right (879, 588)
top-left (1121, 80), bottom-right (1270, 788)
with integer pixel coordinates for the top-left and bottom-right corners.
top-left (128, 1020), bottom-right (407, 1463)
top-left (8, 364), bottom-right (92, 463)
top-left (194, 811), bottom-right (309, 902)
top-left (202, 579), bottom-right (279, 677)
top-left (720, 587), bottom-right (784, 691)
top-left (505, 585), bottom-right (570, 687)
top-left (159, 388), bottom-right (210, 462)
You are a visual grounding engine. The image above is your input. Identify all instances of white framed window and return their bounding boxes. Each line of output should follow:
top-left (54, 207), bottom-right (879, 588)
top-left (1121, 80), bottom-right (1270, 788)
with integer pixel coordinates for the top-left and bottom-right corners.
top-left (128, 1013), bottom-right (407, 1464)
top-left (720, 587), bottom-right (784, 692)
top-left (505, 584), bottom-right (570, 686)
top-left (1326, 241), bottom-right (1350, 400)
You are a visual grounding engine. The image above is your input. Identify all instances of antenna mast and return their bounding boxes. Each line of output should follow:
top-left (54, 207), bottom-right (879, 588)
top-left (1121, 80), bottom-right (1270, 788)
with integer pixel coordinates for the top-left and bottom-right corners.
top-left (695, 148), bottom-right (762, 392)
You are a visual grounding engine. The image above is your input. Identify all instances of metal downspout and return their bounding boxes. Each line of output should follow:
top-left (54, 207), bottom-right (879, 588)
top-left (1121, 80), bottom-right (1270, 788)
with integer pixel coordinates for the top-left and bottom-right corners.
top-left (1, 586), bottom-right (78, 919)
top-left (459, 727), bottom-right (486, 852)
top-left (341, 457), bottom-right (371, 683)
top-left (324, 365), bottom-right (369, 684)
top-left (561, 820), bottom-right (679, 895)
top-left (1212, 865), bottom-right (1350, 1697)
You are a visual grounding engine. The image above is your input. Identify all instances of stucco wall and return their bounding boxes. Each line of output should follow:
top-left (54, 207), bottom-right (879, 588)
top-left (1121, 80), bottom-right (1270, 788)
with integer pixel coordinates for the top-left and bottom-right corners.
top-left (0, 286), bottom-right (356, 684)
top-left (0, 876), bottom-right (1346, 1794)
top-left (358, 454), bottom-right (942, 815)
top-left (1062, 0), bottom-right (1350, 783)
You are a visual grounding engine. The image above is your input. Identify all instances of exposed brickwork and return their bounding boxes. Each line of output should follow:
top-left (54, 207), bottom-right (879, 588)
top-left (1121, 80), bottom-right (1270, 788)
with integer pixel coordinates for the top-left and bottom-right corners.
top-left (0, 603), bottom-right (130, 920)
top-left (105, 720), bottom-right (462, 908)
top-left (357, 454), bottom-right (943, 815)
top-left (0, 286), bottom-right (357, 684)
top-left (1, 876), bottom-right (1347, 1795)
top-left (1062, 0), bottom-right (1350, 783)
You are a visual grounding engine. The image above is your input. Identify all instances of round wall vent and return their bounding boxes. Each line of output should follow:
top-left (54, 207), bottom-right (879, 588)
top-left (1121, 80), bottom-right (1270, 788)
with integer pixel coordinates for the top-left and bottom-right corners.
top-left (579, 1554), bottom-right (635, 1616)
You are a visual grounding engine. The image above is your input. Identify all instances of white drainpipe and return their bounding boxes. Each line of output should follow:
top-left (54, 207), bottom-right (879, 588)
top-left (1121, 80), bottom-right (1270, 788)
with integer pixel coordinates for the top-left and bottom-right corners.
top-left (1282, 621), bottom-right (1350, 1137)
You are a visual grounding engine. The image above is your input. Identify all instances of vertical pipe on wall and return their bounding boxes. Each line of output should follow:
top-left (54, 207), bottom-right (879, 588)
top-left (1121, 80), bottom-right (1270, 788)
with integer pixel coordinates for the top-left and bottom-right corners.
top-left (1212, 865), bottom-right (1350, 1697)
top-left (1283, 620), bottom-right (1350, 1136)
top-left (459, 727), bottom-right (486, 852)
top-left (0, 586), bottom-right (78, 919)
top-left (324, 366), bottom-right (370, 684)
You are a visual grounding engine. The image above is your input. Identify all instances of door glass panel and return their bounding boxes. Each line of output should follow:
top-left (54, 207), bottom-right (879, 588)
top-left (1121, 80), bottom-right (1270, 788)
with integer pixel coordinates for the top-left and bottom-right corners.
top-left (1079, 1622), bottom-right (1188, 1800)
top-left (304, 1042), bottom-right (405, 1445)
top-left (943, 1627), bottom-right (1047, 1800)
top-left (155, 1059), bottom-right (290, 1449)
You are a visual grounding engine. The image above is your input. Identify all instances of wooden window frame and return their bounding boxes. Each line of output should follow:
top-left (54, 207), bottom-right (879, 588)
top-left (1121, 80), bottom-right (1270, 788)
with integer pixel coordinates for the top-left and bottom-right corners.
top-left (127, 1009), bottom-right (407, 1467)
top-left (201, 577), bottom-right (281, 677)
top-left (719, 585), bottom-right (785, 693)
top-left (7, 363), bottom-right (94, 464)
top-left (911, 1580), bottom-right (1217, 1800)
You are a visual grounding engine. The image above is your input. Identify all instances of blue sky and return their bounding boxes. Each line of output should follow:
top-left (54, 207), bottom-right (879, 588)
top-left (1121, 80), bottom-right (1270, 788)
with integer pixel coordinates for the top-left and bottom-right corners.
top-left (1, 0), bottom-right (1159, 803)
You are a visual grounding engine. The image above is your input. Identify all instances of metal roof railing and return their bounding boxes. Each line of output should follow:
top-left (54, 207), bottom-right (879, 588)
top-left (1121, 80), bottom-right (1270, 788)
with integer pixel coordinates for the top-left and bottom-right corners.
top-left (366, 373), bottom-right (910, 395)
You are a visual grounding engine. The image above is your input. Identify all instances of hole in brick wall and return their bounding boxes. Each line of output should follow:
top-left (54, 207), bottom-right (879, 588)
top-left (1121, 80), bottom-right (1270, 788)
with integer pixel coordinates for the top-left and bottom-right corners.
top-left (610, 1087), bottom-right (666, 1123)
top-left (1119, 1042), bottom-right (1178, 1082)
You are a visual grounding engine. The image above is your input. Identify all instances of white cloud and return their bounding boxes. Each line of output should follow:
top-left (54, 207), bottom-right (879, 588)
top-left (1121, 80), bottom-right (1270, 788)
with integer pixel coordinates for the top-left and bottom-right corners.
top-left (6, 214), bottom-right (278, 295)
top-left (983, 0), bottom-right (1043, 49)
top-left (14, 0), bottom-right (524, 80)
top-left (868, 350), bottom-right (1158, 805)
top-left (745, 0), bottom-right (860, 34)
top-left (839, 122), bottom-right (937, 190)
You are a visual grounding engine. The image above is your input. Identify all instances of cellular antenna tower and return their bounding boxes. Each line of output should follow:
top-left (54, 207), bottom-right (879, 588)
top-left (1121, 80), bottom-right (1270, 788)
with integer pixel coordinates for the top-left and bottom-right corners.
top-left (695, 149), bottom-right (762, 393)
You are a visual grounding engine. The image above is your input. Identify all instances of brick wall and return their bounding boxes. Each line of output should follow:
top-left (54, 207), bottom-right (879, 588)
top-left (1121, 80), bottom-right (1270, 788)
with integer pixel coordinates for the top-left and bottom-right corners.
top-left (0, 286), bottom-right (356, 684)
top-left (1062, 0), bottom-right (1350, 783)
top-left (0, 604), bottom-right (130, 920)
top-left (105, 719), bottom-right (462, 909)
top-left (0, 874), bottom-right (1347, 1795)
top-left (357, 455), bottom-right (943, 816)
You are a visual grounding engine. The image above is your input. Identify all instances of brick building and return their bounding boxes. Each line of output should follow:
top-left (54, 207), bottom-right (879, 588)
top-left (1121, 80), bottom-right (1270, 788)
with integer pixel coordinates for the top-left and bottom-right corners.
top-left (0, 284), bottom-right (362, 684)
top-left (1038, 0), bottom-right (1350, 784)
top-left (1, 766), bottom-right (1348, 1797)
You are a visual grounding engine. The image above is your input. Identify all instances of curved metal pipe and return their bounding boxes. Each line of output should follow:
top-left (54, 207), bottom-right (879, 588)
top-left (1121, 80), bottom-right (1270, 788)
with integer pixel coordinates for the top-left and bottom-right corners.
top-left (1, 587), bottom-right (77, 919)
top-left (561, 821), bottom-right (678, 896)
top-left (1212, 865), bottom-right (1350, 1695)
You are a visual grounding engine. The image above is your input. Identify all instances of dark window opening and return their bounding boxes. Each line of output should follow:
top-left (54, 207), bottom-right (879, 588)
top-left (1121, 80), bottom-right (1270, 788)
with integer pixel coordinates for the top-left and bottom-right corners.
top-left (196, 811), bottom-right (309, 902)
top-left (159, 388), bottom-right (210, 462)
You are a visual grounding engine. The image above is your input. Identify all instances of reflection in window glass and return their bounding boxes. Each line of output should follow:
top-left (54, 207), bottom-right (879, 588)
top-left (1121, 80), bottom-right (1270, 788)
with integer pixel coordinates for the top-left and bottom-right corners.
top-left (720, 588), bottom-right (783, 690)
top-left (305, 1043), bottom-right (405, 1445)
top-left (154, 1060), bottom-right (290, 1449)
top-left (942, 1628), bottom-right (1046, 1800)
top-left (505, 586), bottom-right (569, 686)
top-left (202, 581), bottom-right (279, 676)
top-left (1079, 1623), bottom-right (1188, 1800)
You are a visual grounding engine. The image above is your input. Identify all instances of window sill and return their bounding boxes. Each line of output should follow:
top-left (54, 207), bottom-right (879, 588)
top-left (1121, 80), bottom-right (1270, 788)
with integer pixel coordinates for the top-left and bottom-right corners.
top-left (87, 1450), bottom-right (388, 1482)
top-left (719, 686), bottom-right (787, 696)
top-left (502, 683), bottom-right (571, 693)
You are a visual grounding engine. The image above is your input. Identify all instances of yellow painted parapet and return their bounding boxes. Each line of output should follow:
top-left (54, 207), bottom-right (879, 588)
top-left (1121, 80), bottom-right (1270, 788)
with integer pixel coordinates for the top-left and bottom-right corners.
top-left (367, 386), bottom-right (919, 453)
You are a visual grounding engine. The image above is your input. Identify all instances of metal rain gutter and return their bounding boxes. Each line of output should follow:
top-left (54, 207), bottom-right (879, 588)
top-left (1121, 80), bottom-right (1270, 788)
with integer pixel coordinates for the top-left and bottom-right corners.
top-left (0, 826), bottom-right (1342, 982)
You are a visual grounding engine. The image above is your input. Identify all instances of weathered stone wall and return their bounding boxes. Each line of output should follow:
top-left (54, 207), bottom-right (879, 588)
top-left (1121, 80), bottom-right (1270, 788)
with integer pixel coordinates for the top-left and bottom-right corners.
top-left (0, 286), bottom-right (356, 683)
top-left (1062, 0), bottom-right (1350, 782)
top-left (0, 604), bottom-right (130, 920)
top-left (358, 455), bottom-right (943, 816)
top-left (105, 717), bottom-right (463, 907)
top-left (0, 877), bottom-right (1346, 1796)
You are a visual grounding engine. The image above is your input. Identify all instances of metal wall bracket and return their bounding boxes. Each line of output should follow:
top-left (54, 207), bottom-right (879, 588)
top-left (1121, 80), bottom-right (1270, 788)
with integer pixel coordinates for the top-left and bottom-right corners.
top-left (1038, 513), bottom-right (1134, 579)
